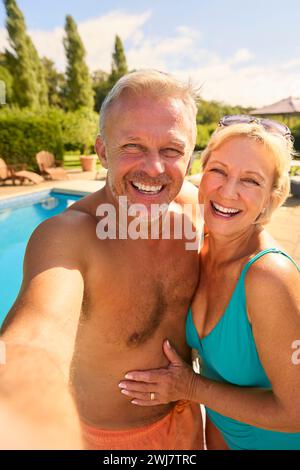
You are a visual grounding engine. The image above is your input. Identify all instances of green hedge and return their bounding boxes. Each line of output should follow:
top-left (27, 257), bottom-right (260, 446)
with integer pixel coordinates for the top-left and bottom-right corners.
top-left (0, 111), bottom-right (64, 169)
top-left (60, 108), bottom-right (98, 154)
top-left (195, 123), bottom-right (217, 150)
top-left (291, 125), bottom-right (300, 152)
top-left (44, 107), bottom-right (98, 154)
top-left (0, 107), bottom-right (99, 169)
top-left (0, 65), bottom-right (13, 103)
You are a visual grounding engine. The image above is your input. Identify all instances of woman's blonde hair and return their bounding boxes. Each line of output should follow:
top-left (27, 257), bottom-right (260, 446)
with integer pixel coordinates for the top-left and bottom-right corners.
top-left (201, 122), bottom-right (294, 225)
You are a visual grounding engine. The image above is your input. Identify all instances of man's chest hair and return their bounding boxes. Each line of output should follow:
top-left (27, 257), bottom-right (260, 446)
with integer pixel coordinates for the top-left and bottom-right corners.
top-left (81, 261), bottom-right (197, 348)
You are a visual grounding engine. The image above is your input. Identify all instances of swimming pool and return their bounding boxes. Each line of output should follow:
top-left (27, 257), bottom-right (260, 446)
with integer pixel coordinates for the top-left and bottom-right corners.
top-left (0, 190), bottom-right (82, 325)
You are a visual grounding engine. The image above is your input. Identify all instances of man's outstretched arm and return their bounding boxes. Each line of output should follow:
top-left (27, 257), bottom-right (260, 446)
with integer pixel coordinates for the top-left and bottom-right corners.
top-left (0, 211), bottom-right (89, 449)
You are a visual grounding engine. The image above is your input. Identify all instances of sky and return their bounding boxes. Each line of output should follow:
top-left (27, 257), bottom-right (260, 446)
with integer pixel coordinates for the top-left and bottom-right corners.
top-left (0, 0), bottom-right (300, 107)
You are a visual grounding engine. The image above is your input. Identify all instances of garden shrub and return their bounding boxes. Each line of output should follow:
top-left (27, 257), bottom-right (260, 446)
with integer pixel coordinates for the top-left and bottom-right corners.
top-left (0, 109), bottom-right (63, 169)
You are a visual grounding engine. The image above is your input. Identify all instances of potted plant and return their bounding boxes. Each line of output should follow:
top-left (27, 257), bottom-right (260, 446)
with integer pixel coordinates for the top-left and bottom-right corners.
top-left (80, 154), bottom-right (98, 172)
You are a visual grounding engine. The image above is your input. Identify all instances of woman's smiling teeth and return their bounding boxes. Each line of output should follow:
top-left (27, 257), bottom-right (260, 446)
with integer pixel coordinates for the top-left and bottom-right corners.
top-left (211, 201), bottom-right (242, 218)
top-left (132, 182), bottom-right (163, 195)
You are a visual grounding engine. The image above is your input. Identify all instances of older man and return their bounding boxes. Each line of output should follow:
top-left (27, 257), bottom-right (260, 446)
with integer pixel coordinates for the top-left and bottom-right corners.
top-left (0, 70), bottom-right (203, 450)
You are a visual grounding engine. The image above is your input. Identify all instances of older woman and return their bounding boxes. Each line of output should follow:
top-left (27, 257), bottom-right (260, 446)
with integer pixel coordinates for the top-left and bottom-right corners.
top-left (118, 116), bottom-right (300, 450)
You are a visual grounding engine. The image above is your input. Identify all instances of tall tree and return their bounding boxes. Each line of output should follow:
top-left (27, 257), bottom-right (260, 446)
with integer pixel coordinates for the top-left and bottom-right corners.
top-left (3, 0), bottom-right (48, 107)
top-left (109, 35), bottom-right (128, 87)
top-left (0, 64), bottom-right (13, 103)
top-left (63, 15), bottom-right (94, 111)
top-left (42, 57), bottom-right (65, 108)
top-left (0, 52), bottom-right (6, 65)
top-left (92, 69), bottom-right (110, 112)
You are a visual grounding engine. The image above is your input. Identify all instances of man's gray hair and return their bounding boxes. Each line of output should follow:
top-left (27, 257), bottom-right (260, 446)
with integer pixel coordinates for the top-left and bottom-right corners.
top-left (99, 69), bottom-right (199, 140)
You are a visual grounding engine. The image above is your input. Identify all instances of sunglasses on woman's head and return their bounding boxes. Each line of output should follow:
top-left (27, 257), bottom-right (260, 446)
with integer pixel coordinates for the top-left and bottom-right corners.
top-left (218, 115), bottom-right (294, 142)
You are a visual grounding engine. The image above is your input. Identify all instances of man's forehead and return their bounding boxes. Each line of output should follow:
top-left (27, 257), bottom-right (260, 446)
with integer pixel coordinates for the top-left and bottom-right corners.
top-left (109, 91), bottom-right (192, 116)
top-left (104, 91), bottom-right (196, 145)
top-left (110, 111), bottom-right (191, 138)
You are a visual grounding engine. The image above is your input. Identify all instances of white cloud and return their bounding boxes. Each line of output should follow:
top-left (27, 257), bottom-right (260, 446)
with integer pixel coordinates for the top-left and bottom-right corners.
top-left (229, 48), bottom-right (255, 65)
top-left (175, 61), bottom-right (300, 107)
top-left (0, 10), bottom-right (152, 71)
top-left (1, 10), bottom-right (300, 107)
top-left (78, 10), bottom-right (151, 71)
top-left (282, 58), bottom-right (300, 70)
top-left (30, 27), bottom-right (65, 69)
top-left (127, 35), bottom-right (204, 70)
top-left (176, 26), bottom-right (201, 40)
top-left (126, 33), bottom-right (300, 107)
top-left (127, 25), bottom-right (208, 71)
top-left (286, 76), bottom-right (300, 98)
top-left (0, 28), bottom-right (8, 51)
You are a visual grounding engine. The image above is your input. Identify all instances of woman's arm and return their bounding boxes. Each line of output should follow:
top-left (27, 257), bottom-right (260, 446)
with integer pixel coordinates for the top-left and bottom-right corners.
top-left (119, 257), bottom-right (300, 432)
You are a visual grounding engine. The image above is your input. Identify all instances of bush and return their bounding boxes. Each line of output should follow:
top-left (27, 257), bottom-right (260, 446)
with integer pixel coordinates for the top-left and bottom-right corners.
top-left (0, 106), bottom-right (99, 169)
top-left (197, 99), bottom-right (250, 125)
top-left (0, 65), bottom-right (13, 104)
top-left (189, 153), bottom-right (202, 175)
top-left (0, 109), bottom-right (64, 169)
top-left (195, 123), bottom-right (217, 150)
top-left (290, 124), bottom-right (300, 152)
top-left (58, 107), bottom-right (98, 154)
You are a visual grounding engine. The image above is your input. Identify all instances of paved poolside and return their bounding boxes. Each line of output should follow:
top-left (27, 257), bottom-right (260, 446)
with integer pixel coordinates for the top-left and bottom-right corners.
top-left (266, 196), bottom-right (300, 265)
top-left (1, 170), bottom-right (299, 265)
top-left (0, 169), bottom-right (107, 200)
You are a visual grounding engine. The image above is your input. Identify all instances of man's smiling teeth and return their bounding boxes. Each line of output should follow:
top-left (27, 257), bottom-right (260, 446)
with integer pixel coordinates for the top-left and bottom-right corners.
top-left (132, 182), bottom-right (163, 194)
top-left (212, 201), bottom-right (241, 215)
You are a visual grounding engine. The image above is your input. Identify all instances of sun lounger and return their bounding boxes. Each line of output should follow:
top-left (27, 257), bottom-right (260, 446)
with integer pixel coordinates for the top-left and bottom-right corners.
top-left (36, 151), bottom-right (69, 181)
top-left (0, 158), bottom-right (44, 185)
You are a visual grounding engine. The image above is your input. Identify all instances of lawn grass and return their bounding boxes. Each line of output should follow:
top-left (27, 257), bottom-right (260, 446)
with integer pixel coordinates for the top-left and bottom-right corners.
top-left (63, 153), bottom-right (102, 170)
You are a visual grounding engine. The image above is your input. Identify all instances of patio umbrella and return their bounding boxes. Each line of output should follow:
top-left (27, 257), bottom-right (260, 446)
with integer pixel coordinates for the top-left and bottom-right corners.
top-left (250, 96), bottom-right (300, 124)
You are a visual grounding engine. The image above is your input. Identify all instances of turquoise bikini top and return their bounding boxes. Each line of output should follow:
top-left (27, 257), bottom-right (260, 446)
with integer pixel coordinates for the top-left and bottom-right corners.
top-left (186, 248), bottom-right (300, 450)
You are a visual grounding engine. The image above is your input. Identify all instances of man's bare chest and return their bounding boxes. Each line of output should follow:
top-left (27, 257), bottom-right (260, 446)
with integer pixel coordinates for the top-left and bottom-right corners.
top-left (81, 244), bottom-right (199, 347)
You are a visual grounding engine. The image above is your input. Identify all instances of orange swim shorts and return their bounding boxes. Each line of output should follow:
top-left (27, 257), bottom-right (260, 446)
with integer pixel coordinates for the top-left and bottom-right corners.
top-left (81, 401), bottom-right (203, 450)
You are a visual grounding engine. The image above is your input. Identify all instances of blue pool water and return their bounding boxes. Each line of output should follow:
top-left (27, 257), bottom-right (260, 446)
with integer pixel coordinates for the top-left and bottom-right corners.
top-left (0, 191), bottom-right (82, 325)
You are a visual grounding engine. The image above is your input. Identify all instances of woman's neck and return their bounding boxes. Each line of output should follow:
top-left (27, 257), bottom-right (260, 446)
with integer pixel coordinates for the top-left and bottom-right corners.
top-left (204, 225), bottom-right (264, 268)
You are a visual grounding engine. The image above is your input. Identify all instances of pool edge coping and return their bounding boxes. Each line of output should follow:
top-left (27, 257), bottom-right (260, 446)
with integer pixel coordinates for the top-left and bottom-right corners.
top-left (0, 185), bottom-right (55, 202)
top-left (0, 181), bottom-right (104, 203)
top-left (0, 186), bottom-right (99, 211)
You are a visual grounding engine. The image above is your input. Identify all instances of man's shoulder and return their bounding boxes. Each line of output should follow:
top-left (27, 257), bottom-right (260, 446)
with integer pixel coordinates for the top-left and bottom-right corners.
top-left (65, 188), bottom-right (106, 219)
top-left (43, 206), bottom-right (96, 233)
top-left (29, 205), bottom-right (97, 257)
top-left (175, 180), bottom-right (198, 206)
top-left (28, 190), bottom-right (111, 262)
top-left (54, 188), bottom-right (109, 229)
